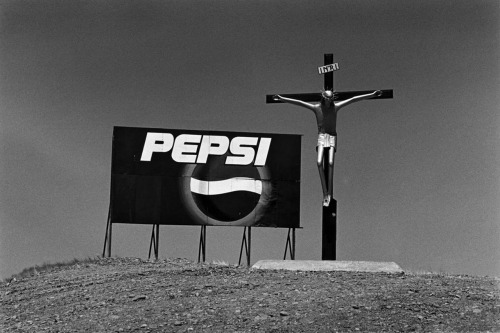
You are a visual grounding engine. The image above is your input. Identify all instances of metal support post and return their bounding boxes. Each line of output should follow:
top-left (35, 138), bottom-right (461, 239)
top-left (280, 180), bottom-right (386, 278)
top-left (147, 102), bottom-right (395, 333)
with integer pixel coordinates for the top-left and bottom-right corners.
top-left (102, 205), bottom-right (112, 258)
top-left (283, 228), bottom-right (296, 260)
top-left (148, 224), bottom-right (160, 260)
top-left (197, 225), bottom-right (206, 263)
top-left (238, 226), bottom-right (252, 267)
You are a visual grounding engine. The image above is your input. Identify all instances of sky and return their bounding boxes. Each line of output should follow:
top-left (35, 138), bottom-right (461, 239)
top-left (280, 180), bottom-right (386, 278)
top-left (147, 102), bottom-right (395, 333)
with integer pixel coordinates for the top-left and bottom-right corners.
top-left (1, 0), bottom-right (499, 279)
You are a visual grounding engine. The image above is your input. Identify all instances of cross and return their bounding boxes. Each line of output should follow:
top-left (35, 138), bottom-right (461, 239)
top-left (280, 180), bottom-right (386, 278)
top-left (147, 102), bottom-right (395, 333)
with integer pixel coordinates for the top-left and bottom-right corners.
top-left (266, 54), bottom-right (393, 260)
top-left (266, 54), bottom-right (392, 104)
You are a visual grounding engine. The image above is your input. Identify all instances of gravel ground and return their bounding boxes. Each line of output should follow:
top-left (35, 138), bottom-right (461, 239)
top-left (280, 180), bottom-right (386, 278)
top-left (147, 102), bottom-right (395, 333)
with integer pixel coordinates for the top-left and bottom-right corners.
top-left (1, 257), bottom-right (499, 332)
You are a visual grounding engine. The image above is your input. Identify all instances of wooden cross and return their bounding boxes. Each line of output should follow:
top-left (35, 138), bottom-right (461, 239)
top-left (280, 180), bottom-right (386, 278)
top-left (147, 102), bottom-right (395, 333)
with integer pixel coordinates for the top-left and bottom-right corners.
top-left (266, 54), bottom-right (393, 260)
top-left (266, 54), bottom-right (393, 104)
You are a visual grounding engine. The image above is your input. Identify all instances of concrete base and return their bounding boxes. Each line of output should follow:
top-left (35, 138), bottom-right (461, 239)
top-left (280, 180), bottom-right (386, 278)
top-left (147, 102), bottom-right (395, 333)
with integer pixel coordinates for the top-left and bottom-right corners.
top-left (252, 260), bottom-right (403, 274)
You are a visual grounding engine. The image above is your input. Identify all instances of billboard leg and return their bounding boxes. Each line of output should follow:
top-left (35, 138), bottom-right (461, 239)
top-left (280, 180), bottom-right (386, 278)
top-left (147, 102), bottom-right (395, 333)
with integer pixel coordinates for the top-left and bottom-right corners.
top-left (148, 225), bottom-right (155, 260)
top-left (102, 206), bottom-right (111, 258)
top-left (102, 204), bottom-right (113, 258)
top-left (149, 224), bottom-right (160, 260)
top-left (238, 227), bottom-right (251, 267)
top-left (197, 226), bottom-right (206, 263)
top-left (322, 199), bottom-right (337, 260)
top-left (283, 228), bottom-right (296, 260)
top-left (155, 224), bottom-right (159, 260)
top-left (107, 222), bottom-right (112, 257)
top-left (247, 227), bottom-right (251, 267)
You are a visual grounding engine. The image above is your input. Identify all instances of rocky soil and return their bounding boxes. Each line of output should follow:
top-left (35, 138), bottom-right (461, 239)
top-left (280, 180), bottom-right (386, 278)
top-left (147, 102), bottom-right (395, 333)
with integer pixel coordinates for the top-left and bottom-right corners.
top-left (1, 257), bottom-right (499, 332)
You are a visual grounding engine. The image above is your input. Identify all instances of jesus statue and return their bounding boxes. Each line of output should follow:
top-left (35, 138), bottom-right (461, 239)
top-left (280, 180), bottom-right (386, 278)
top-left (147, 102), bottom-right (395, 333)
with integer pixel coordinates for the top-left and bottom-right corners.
top-left (273, 89), bottom-right (382, 206)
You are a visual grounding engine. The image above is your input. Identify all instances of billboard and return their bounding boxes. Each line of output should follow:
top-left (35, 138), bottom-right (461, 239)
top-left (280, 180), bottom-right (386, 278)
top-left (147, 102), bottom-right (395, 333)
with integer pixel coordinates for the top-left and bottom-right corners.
top-left (110, 126), bottom-right (301, 228)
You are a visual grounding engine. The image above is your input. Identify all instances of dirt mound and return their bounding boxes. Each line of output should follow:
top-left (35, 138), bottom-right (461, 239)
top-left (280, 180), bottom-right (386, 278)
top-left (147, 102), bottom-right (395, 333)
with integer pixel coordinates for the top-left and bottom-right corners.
top-left (1, 257), bottom-right (499, 332)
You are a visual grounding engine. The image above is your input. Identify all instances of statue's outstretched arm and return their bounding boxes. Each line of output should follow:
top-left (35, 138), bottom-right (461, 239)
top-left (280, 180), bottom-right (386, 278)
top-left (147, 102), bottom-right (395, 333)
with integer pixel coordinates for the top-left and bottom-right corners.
top-left (335, 90), bottom-right (382, 110)
top-left (273, 95), bottom-right (318, 112)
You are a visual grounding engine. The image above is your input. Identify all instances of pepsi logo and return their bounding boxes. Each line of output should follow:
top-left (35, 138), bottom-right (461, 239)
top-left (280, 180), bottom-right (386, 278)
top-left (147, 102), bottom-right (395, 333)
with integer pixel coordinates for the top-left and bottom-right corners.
top-left (190, 156), bottom-right (262, 222)
top-left (140, 132), bottom-right (271, 166)
top-left (180, 156), bottom-right (272, 226)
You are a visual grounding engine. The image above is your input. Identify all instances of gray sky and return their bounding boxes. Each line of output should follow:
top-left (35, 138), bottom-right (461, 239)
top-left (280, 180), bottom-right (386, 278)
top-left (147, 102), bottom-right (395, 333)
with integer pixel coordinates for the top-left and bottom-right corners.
top-left (1, 0), bottom-right (499, 279)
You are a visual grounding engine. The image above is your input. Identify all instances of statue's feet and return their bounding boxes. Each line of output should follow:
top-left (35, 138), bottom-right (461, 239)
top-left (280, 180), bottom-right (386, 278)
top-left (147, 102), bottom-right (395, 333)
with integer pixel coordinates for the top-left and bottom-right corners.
top-left (323, 195), bottom-right (331, 207)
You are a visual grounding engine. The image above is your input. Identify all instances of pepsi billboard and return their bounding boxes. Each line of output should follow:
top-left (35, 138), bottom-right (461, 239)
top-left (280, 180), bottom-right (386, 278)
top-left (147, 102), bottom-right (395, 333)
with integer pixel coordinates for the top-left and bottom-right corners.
top-left (110, 126), bottom-right (301, 228)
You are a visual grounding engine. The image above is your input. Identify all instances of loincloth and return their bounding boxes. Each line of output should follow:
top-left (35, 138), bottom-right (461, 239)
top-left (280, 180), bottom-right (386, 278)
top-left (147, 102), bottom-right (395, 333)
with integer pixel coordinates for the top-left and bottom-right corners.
top-left (317, 133), bottom-right (337, 149)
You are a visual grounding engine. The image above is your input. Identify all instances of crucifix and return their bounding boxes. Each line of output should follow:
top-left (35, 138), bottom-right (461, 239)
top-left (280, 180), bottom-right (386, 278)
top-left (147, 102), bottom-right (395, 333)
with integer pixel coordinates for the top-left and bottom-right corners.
top-left (266, 54), bottom-right (393, 259)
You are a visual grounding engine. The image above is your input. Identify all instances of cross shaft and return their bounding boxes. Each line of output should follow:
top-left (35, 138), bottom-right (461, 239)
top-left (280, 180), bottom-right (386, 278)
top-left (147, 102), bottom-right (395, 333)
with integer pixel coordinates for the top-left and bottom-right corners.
top-left (265, 53), bottom-right (394, 260)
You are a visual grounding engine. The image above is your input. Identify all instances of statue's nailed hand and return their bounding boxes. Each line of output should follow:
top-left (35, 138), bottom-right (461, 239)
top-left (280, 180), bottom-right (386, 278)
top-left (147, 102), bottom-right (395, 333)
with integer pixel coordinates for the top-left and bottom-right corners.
top-left (273, 95), bottom-right (282, 101)
top-left (374, 90), bottom-right (383, 97)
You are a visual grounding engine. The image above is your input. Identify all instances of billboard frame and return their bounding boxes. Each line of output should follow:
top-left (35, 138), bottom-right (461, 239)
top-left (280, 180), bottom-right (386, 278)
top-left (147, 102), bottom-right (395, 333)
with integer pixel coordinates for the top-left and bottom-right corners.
top-left (102, 126), bottom-right (302, 266)
top-left (102, 218), bottom-right (300, 266)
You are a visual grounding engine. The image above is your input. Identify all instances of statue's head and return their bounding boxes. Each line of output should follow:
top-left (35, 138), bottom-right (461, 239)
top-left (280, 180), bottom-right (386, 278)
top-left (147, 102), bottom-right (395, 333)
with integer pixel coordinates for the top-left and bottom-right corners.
top-left (321, 90), bottom-right (338, 103)
top-left (322, 90), bottom-right (333, 98)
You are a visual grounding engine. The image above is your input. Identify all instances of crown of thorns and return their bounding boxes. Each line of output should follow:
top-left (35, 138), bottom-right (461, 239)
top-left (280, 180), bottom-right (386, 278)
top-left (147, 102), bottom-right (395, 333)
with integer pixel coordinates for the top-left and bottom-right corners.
top-left (321, 90), bottom-right (336, 98)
